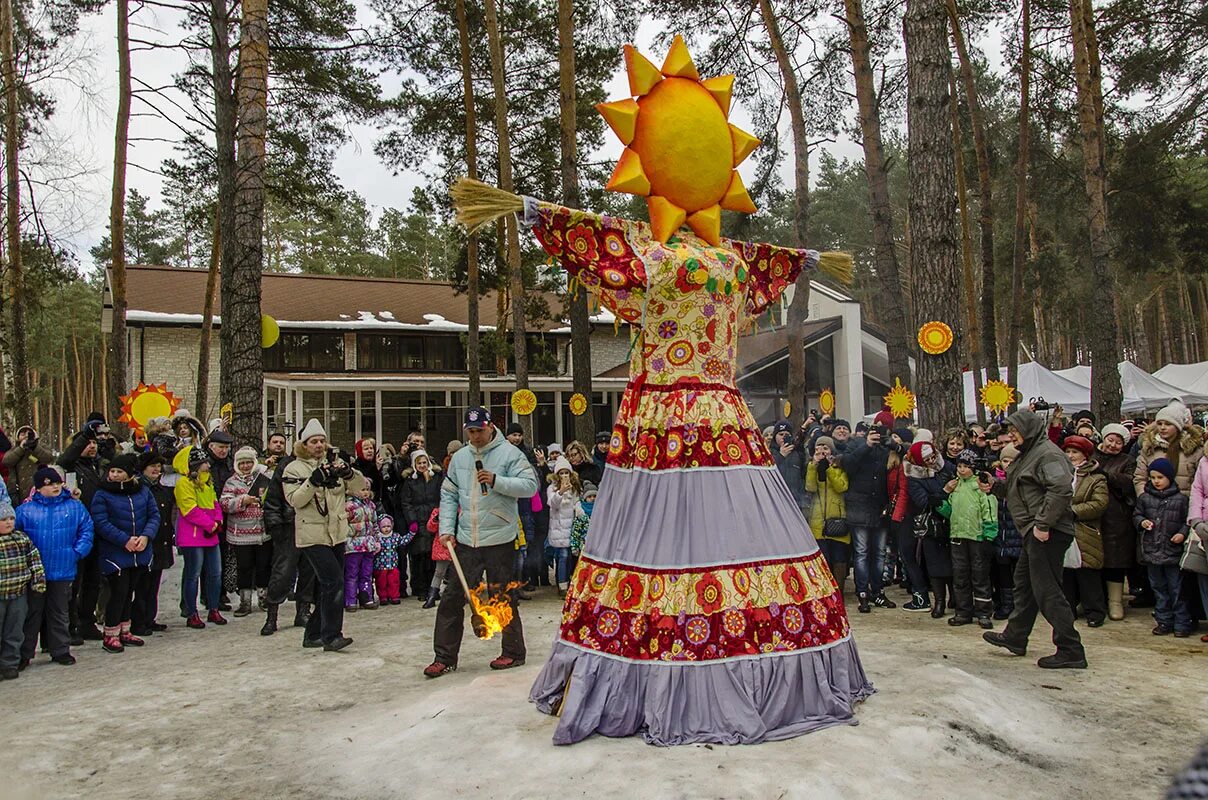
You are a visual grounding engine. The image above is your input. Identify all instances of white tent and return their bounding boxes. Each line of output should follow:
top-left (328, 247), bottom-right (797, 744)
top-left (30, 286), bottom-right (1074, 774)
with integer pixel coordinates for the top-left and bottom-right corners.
top-left (1154, 362), bottom-right (1208, 397)
top-left (964, 363), bottom-right (1091, 422)
top-left (1055, 361), bottom-right (1208, 413)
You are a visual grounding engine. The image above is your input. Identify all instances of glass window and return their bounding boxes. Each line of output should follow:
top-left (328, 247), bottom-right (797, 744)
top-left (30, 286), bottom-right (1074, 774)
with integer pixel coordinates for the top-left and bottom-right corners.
top-left (424, 336), bottom-right (465, 372)
top-left (301, 390), bottom-right (325, 432)
top-left (326, 391), bottom-right (356, 451)
top-left (359, 391), bottom-right (378, 442)
top-left (381, 391), bottom-right (423, 449)
top-left (356, 334), bottom-right (424, 371)
top-left (264, 333), bottom-right (344, 371)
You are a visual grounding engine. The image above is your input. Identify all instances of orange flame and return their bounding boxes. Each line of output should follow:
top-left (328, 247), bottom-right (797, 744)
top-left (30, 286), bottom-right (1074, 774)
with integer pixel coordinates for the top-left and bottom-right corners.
top-left (469, 581), bottom-right (523, 639)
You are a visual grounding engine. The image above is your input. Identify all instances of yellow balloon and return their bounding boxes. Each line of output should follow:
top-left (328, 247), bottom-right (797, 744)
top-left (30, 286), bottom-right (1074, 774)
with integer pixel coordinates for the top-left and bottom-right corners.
top-left (261, 315), bottom-right (280, 349)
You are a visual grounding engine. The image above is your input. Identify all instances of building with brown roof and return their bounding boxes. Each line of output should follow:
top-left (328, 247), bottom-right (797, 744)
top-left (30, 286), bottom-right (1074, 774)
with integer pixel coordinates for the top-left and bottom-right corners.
top-left (104, 265), bottom-right (890, 450)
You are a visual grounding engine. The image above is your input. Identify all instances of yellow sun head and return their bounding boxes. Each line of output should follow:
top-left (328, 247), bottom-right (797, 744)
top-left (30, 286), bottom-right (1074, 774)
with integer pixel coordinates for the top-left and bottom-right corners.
top-left (118, 382), bottom-right (182, 435)
top-left (597, 35), bottom-right (759, 246)
top-left (884, 378), bottom-right (917, 419)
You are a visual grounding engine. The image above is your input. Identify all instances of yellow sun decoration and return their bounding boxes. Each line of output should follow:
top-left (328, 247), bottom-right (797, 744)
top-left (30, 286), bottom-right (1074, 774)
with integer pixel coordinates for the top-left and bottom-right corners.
top-left (979, 380), bottom-right (1016, 413)
top-left (883, 378), bottom-right (916, 419)
top-left (598, 35), bottom-right (759, 245)
top-left (118, 382), bottom-right (181, 434)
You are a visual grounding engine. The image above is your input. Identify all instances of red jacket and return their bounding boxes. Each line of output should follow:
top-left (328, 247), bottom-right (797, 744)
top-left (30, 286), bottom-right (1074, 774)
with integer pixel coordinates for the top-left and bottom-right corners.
top-left (886, 463), bottom-right (911, 522)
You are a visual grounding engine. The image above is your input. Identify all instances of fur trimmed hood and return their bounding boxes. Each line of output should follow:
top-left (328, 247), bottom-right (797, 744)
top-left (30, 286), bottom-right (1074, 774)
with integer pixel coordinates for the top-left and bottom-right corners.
top-left (1139, 422), bottom-right (1204, 458)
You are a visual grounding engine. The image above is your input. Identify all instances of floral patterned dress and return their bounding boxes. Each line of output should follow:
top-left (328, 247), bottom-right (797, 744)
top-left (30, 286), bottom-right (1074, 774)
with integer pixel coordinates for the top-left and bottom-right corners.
top-left (525, 200), bottom-right (873, 746)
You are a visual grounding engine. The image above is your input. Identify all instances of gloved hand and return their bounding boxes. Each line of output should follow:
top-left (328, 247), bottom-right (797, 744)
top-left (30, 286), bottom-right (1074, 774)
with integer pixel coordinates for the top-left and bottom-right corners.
top-left (310, 467), bottom-right (329, 487)
top-left (409, 522), bottom-right (419, 534)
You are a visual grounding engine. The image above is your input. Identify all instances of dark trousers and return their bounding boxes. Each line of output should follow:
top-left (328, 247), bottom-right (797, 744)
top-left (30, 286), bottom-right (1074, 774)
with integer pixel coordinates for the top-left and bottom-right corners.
top-left (1002, 531), bottom-right (1084, 657)
top-left (892, 518), bottom-right (928, 596)
top-left (0, 594), bottom-right (28, 668)
top-left (523, 529), bottom-right (547, 587)
top-left (234, 542), bottom-right (274, 590)
top-left (409, 549), bottom-right (435, 598)
top-left (266, 524), bottom-right (314, 607)
top-left (1062, 566), bottom-right (1106, 624)
top-left (951, 539), bottom-right (994, 619)
top-left (132, 568), bottom-right (163, 630)
top-left (1149, 564), bottom-right (1191, 632)
top-left (303, 543), bottom-right (345, 644)
top-left (72, 550), bottom-right (101, 630)
top-left (993, 557), bottom-right (1018, 613)
top-left (104, 568), bottom-right (144, 627)
top-left (433, 541), bottom-right (525, 665)
top-left (22, 580), bottom-right (72, 660)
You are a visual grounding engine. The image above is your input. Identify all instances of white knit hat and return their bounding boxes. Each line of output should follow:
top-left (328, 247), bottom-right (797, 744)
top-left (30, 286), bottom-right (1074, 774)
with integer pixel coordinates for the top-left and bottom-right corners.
top-left (1155, 400), bottom-right (1191, 429)
top-left (1101, 423), bottom-right (1130, 444)
top-left (552, 456), bottom-right (573, 474)
top-left (234, 446), bottom-right (259, 464)
top-left (298, 418), bottom-right (327, 442)
top-left (915, 427), bottom-right (935, 443)
top-left (410, 449), bottom-right (429, 468)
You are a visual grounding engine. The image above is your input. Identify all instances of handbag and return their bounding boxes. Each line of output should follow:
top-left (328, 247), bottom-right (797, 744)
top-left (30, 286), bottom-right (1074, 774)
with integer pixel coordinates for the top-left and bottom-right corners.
top-left (912, 509), bottom-right (948, 541)
top-left (1062, 537), bottom-right (1082, 569)
top-left (1179, 529), bottom-right (1208, 575)
top-left (822, 518), bottom-right (848, 540)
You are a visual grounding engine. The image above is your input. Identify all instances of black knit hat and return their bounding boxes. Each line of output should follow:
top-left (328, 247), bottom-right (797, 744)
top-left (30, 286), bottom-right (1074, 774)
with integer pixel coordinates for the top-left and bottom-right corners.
top-left (32, 466), bottom-right (63, 488)
top-left (505, 422), bottom-right (524, 436)
top-left (109, 453), bottom-right (140, 477)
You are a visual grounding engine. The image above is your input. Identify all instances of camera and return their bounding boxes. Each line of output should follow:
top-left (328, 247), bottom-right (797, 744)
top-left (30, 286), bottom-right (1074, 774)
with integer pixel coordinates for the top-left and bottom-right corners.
top-left (1029, 397), bottom-right (1051, 412)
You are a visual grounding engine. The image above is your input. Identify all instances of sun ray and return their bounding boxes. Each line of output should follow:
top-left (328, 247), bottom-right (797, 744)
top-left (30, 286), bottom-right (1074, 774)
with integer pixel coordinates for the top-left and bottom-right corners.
top-left (647, 196), bottom-right (687, 243)
top-left (720, 172), bottom-right (757, 213)
top-left (730, 124), bottom-right (760, 166)
top-left (597, 98), bottom-right (639, 145)
top-left (686, 205), bottom-right (721, 245)
top-left (660, 34), bottom-right (699, 80)
top-left (624, 44), bottom-right (662, 96)
top-left (605, 147), bottom-right (651, 196)
top-left (700, 75), bottom-right (734, 116)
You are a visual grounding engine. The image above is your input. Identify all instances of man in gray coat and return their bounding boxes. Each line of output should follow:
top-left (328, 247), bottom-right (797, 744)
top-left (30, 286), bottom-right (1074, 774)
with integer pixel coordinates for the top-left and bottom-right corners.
top-left (983, 409), bottom-right (1087, 669)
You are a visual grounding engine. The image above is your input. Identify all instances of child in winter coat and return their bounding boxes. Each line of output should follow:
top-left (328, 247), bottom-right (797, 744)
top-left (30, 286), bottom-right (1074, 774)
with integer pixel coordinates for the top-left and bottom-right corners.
top-left (134, 453), bottom-right (174, 636)
top-left (220, 447), bottom-right (273, 617)
top-left (15, 467), bottom-right (92, 667)
top-left (0, 499), bottom-right (45, 679)
top-left (546, 457), bottom-right (581, 596)
top-left (90, 453), bottom-right (160, 654)
top-left (1134, 457), bottom-right (1192, 636)
top-left (424, 508), bottom-right (449, 609)
top-left (345, 481), bottom-right (381, 611)
top-left (373, 515), bottom-right (402, 605)
top-left (991, 445), bottom-right (1023, 620)
top-left (174, 445), bottom-right (226, 629)
top-left (938, 450), bottom-right (998, 629)
top-left (569, 482), bottom-right (597, 556)
top-left (805, 436), bottom-right (850, 591)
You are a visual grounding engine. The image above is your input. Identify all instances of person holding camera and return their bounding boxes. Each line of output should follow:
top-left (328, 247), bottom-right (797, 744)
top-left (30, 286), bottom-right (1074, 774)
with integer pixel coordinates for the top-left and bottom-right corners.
top-left (771, 421), bottom-right (808, 513)
top-left (3, 426), bottom-right (53, 505)
top-left (806, 436), bottom-right (850, 590)
top-left (282, 419), bottom-right (364, 652)
top-left (841, 422), bottom-right (896, 613)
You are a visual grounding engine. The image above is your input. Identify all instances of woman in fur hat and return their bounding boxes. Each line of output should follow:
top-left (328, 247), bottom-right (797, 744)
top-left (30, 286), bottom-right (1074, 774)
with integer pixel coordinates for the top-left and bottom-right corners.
top-left (1133, 400), bottom-right (1204, 497)
top-left (220, 447), bottom-right (274, 616)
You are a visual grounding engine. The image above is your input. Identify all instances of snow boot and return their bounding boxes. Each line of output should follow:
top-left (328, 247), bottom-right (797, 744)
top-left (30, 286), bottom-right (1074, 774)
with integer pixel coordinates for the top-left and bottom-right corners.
top-left (187, 613), bottom-right (206, 629)
top-left (119, 621), bottom-right (144, 647)
top-left (234, 589), bottom-right (253, 617)
top-left (102, 626), bottom-right (124, 654)
top-left (857, 593), bottom-right (871, 614)
top-left (903, 592), bottom-right (930, 611)
top-left (422, 587), bottom-right (440, 609)
top-left (293, 602), bottom-right (311, 628)
top-left (929, 579), bottom-right (947, 619)
top-left (207, 609), bottom-right (228, 625)
top-left (261, 604), bottom-right (279, 636)
top-left (1106, 581), bottom-right (1125, 621)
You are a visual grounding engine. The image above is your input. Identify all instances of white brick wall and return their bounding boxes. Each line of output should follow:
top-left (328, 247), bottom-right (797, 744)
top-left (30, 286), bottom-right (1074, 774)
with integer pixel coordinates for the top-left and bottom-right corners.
top-left (129, 326), bottom-right (222, 419)
top-left (588, 328), bottom-right (634, 376)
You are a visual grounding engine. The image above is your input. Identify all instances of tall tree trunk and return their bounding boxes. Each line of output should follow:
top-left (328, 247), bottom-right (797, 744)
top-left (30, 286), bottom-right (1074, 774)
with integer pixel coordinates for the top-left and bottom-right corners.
top-left (950, 69), bottom-right (984, 422)
top-left (224, 0), bottom-right (268, 446)
top-left (106, 0), bottom-right (133, 435)
top-left (1007, 0), bottom-right (1031, 402)
top-left (844, 0), bottom-right (912, 386)
top-left (209, 0), bottom-right (237, 434)
top-left (560, 0), bottom-right (594, 446)
top-left (947, 0), bottom-right (998, 372)
top-left (1070, 0), bottom-right (1121, 419)
top-left (0, 0), bottom-right (29, 424)
top-left (197, 211), bottom-right (221, 415)
top-left (759, 0), bottom-right (810, 429)
top-left (904, 0), bottom-right (963, 428)
top-left (483, 0), bottom-right (528, 437)
top-left (454, 0), bottom-right (481, 406)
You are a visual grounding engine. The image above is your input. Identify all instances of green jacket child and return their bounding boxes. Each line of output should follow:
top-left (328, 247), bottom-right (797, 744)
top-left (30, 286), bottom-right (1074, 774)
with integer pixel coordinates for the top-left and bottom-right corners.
top-left (939, 472), bottom-right (998, 542)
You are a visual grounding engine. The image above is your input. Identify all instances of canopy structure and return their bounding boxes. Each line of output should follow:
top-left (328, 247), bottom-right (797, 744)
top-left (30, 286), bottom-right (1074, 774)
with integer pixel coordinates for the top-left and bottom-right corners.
top-left (1054, 361), bottom-right (1208, 413)
top-left (963, 363), bottom-right (1091, 422)
top-left (1154, 362), bottom-right (1208, 396)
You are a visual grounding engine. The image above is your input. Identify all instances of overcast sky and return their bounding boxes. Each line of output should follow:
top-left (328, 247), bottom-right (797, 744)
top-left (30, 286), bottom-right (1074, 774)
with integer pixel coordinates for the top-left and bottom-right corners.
top-left (53, 4), bottom-right (986, 266)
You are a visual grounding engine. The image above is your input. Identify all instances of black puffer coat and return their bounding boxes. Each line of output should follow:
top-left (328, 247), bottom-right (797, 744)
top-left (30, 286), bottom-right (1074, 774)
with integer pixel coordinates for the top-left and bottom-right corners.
top-left (143, 477), bottom-right (177, 570)
top-left (1134, 483), bottom-right (1189, 566)
top-left (1096, 447), bottom-right (1137, 569)
top-left (841, 437), bottom-right (889, 527)
top-left (401, 467), bottom-right (443, 555)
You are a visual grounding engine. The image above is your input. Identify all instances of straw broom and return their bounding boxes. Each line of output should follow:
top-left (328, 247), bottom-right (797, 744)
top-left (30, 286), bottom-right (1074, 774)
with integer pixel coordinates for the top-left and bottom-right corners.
top-left (449, 176), bottom-right (854, 285)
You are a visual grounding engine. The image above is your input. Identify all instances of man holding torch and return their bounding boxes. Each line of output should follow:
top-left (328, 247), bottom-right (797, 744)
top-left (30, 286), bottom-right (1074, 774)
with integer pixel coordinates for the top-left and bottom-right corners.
top-left (424, 407), bottom-right (538, 678)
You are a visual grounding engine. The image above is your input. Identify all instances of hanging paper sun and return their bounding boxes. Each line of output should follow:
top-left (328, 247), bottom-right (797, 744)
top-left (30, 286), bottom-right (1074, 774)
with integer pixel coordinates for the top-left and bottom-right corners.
top-left (568, 393), bottom-right (589, 416)
top-left (118, 383), bottom-right (181, 435)
top-left (917, 321), bottom-right (954, 355)
top-left (819, 388), bottom-right (836, 416)
top-left (980, 380), bottom-right (1015, 414)
top-left (597, 34), bottom-right (760, 245)
top-left (883, 378), bottom-right (916, 419)
top-left (511, 389), bottom-right (538, 417)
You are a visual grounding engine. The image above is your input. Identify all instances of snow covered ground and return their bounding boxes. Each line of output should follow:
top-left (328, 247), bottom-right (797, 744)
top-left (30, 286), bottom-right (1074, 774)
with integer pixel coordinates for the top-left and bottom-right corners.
top-left (3, 574), bottom-right (1204, 800)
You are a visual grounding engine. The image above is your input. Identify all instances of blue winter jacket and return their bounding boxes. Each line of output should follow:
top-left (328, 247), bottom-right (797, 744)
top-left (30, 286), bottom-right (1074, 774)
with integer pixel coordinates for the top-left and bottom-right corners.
top-left (90, 478), bottom-right (160, 575)
top-left (14, 490), bottom-right (94, 581)
top-left (440, 430), bottom-right (540, 548)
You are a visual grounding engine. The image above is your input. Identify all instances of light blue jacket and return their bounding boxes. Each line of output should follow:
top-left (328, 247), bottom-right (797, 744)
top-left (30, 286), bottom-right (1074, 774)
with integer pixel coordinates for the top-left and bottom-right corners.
top-left (440, 430), bottom-right (539, 548)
